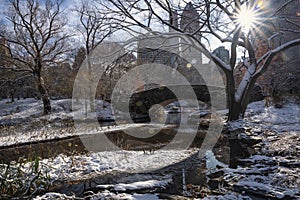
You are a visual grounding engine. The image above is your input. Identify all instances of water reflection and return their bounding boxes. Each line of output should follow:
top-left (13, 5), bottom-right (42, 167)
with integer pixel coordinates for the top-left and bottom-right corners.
top-left (164, 150), bottom-right (228, 197)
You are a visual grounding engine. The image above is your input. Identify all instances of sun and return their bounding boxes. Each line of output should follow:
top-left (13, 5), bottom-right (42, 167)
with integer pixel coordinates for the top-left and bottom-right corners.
top-left (235, 4), bottom-right (260, 32)
top-left (237, 7), bottom-right (256, 29)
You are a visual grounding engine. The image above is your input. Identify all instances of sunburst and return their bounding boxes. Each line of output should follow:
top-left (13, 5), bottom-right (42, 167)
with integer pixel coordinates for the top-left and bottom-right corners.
top-left (234, 1), bottom-right (264, 32)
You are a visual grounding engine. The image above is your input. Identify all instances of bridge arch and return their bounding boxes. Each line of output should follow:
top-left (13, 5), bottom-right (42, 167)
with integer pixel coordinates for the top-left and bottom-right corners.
top-left (126, 85), bottom-right (212, 121)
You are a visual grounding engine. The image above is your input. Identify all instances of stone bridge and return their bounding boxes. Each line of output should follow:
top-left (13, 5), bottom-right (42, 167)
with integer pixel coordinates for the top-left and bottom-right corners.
top-left (111, 85), bottom-right (226, 122)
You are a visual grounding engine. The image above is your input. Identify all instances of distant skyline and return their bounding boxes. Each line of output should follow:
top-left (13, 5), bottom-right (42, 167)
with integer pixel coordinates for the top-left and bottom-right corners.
top-left (0, 0), bottom-right (241, 59)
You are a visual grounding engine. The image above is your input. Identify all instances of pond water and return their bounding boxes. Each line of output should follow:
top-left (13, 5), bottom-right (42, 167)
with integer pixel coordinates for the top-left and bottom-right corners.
top-left (162, 149), bottom-right (228, 197)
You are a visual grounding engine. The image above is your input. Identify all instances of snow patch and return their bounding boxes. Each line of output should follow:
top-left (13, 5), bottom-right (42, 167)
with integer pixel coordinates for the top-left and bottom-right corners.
top-left (97, 178), bottom-right (171, 191)
top-left (90, 190), bottom-right (160, 200)
top-left (32, 149), bottom-right (197, 180)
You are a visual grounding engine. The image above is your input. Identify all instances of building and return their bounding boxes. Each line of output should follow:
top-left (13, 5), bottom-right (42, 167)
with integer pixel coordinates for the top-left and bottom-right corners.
top-left (213, 46), bottom-right (230, 64)
top-left (254, 0), bottom-right (300, 96)
top-left (137, 2), bottom-right (206, 89)
top-left (138, 2), bottom-right (202, 66)
top-left (180, 2), bottom-right (201, 39)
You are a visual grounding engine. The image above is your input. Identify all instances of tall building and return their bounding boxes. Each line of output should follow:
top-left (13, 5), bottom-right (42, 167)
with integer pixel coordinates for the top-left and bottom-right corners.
top-left (180, 2), bottom-right (201, 39)
top-left (213, 46), bottom-right (230, 64)
top-left (180, 2), bottom-right (202, 65)
top-left (259, 0), bottom-right (300, 61)
top-left (256, 0), bottom-right (300, 94)
top-left (254, 0), bottom-right (300, 96)
top-left (137, 2), bottom-right (202, 68)
top-left (136, 2), bottom-right (206, 89)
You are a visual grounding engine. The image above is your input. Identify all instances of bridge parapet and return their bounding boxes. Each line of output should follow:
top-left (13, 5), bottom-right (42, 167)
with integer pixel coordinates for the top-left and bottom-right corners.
top-left (110, 84), bottom-right (225, 122)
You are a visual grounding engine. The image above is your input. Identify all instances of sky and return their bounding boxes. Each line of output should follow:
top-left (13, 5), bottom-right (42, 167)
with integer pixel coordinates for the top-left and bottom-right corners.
top-left (0, 0), bottom-right (254, 61)
top-left (0, 0), bottom-right (9, 13)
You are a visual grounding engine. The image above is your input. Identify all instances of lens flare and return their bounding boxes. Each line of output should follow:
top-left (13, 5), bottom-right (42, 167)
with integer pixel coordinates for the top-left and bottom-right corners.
top-left (234, 2), bottom-right (264, 33)
top-left (255, 1), bottom-right (264, 10)
top-left (238, 8), bottom-right (255, 29)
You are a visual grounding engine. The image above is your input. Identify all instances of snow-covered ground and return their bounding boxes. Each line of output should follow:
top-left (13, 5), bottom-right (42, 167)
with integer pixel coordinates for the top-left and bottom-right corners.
top-left (33, 191), bottom-right (253, 200)
top-left (1, 98), bottom-right (299, 199)
top-left (34, 191), bottom-right (161, 200)
top-left (31, 149), bottom-right (198, 180)
top-left (0, 98), bottom-right (206, 147)
top-left (0, 98), bottom-right (115, 146)
top-left (245, 100), bottom-right (300, 132)
top-left (221, 100), bottom-right (300, 199)
top-left (0, 98), bottom-right (180, 145)
top-left (0, 98), bottom-right (113, 126)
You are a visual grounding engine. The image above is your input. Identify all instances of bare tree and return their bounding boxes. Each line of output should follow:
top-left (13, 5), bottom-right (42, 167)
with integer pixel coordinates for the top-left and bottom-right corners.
top-left (260, 59), bottom-right (300, 107)
top-left (0, 0), bottom-right (72, 114)
top-left (73, 0), bottom-right (116, 112)
top-left (97, 0), bottom-right (300, 121)
top-left (0, 68), bottom-right (32, 102)
top-left (75, 0), bottom-right (115, 55)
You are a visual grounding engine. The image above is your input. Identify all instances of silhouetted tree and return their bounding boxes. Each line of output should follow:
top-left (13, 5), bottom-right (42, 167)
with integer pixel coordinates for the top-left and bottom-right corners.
top-left (0, 0), bottom-right (72, 114)
top-left (100, 0), bottom-right (300, 120)
top-left (74, 1), bottom-right (116, 111)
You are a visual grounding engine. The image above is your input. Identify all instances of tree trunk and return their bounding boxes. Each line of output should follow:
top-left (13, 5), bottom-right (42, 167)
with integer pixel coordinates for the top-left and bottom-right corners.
top-left (228, 100), bottom-right (243, 121)
top-left (226, 72), bottom-right (256, 121)
top-left (225, 71), bottom-right (244, 121)
top-left (87, 56), bottom-right (95, 112)
top-left (10, 92), bottom-right (14, 102)
top-left (37, 76), bottom-right (51, 115)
